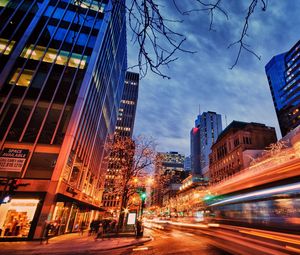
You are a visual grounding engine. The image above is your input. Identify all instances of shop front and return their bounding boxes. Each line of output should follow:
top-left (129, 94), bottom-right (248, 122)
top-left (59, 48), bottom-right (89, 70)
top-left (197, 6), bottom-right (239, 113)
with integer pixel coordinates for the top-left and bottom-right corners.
top-left (48, 195), bottom-right (103, 236)
top-left (0, 198), bottom-right (41, 239)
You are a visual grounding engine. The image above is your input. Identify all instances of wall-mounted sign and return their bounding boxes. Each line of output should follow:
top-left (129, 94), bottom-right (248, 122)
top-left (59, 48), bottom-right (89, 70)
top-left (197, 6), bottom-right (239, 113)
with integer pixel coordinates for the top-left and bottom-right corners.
top-left (0, 148), bottom-right (29, 172)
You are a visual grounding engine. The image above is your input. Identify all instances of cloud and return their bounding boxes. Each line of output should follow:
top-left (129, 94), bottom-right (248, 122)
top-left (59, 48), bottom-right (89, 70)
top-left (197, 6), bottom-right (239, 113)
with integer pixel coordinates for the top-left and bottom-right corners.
top-left (128, 0), bottom-right (300, 155)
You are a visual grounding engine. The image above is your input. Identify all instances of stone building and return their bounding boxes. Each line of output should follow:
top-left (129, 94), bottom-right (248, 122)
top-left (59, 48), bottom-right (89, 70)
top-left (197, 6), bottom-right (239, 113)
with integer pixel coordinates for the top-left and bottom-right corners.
top-left (209, 121), bottom-right (277, 184)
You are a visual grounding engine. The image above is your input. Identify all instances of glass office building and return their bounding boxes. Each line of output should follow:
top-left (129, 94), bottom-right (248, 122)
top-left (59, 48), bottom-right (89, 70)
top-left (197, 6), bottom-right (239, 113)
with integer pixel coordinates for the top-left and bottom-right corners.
top-left (265, 40), bottom-right (300, 136)
top-left (0, 0), bottom-right (127, 239)
top-left (190, 111), bottom-right (222, 177)
top-left (102, 71), bottom-right (139, 217)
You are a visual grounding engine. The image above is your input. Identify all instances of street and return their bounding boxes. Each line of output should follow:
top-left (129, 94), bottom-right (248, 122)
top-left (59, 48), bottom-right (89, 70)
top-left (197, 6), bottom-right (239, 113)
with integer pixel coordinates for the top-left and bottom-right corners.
top-left (96, 228), bottom-right (230, 255)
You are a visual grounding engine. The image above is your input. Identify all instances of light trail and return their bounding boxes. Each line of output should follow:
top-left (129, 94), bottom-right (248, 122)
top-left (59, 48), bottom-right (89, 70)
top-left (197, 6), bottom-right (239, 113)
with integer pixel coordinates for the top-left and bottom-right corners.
top-left (210, 182), bottom-right (300, 206)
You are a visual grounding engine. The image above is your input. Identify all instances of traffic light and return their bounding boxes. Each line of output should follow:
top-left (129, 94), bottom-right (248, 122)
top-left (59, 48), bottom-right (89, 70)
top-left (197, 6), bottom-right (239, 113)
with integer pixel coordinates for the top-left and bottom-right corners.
top-left (8, 179), bottom-right (18, 196)
top-left (0, 179), bottom-right (30, 204)
top-left (140, 192), bottom-right (147, 200)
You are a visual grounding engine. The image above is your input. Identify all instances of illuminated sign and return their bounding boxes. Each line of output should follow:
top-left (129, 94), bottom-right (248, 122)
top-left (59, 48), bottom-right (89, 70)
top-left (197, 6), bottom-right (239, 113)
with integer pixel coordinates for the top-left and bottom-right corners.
top-left (127, 212), bottom-right (137, 225)
top-left (0, 148), bottom-right (29, 172)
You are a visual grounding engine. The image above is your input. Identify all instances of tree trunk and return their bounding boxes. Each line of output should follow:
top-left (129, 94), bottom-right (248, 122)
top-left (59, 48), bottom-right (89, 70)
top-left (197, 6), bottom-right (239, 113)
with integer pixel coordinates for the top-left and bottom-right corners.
top-left (117, 190), bottom-right (128, 233)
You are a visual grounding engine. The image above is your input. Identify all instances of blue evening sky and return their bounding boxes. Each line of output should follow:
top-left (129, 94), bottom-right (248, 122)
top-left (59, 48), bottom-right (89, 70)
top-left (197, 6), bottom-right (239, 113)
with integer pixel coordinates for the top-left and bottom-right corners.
top-left (127, 1), bottom-right (300, 156)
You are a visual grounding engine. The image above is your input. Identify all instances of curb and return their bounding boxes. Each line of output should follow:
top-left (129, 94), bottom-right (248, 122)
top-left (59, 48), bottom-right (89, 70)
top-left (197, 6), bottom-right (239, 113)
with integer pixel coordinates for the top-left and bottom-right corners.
top-left (98, 236), bottom-right (152, 251)
top-left (1, 237), bottom-right (153, 255)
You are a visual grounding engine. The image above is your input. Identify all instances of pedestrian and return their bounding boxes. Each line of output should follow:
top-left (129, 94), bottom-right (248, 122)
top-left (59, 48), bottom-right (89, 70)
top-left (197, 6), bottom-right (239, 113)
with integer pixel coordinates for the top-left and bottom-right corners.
top-left (94, 220), bottom-right (100, 235)
top-left (79, 221), bottom-right (85, 235)
top-left (102, 219), bottom-right (109, 235)
top-left (40, 222), bottom-right (52, 244)
top-left (89, 220), bottom-right (94, 236)
top-left (109, 220), bottom-right (116, 233)
top-left (135, 220), bottom-right (143, 238)
top-left (95, 222), bottom-right (104, 241)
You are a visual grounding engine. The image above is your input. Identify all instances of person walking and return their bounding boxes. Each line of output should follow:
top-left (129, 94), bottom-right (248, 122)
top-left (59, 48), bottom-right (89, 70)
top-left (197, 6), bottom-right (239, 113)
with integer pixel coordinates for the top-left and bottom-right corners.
top-left (40, 222), bottom-right (52, 244)
top-left (95, 222), bottom-right (104, 241)
top-left (135, 220), bottom-right (143, 238)
top-left (79, 221), bottom-right (85, 235)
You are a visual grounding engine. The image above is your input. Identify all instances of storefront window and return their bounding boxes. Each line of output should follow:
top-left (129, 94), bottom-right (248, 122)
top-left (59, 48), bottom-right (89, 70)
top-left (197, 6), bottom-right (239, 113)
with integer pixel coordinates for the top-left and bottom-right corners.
top-left (52, 202), bottom-right (70, 235)
top-left (0, 199), bottom-right (39, 238)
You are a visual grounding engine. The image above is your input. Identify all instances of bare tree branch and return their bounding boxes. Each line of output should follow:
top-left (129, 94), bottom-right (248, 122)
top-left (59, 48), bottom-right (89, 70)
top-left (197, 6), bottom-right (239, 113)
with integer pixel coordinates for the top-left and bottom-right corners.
top-left (111, 0), bottom-right (269, 77)
top-left (228, 0), bottom-right (267, 69)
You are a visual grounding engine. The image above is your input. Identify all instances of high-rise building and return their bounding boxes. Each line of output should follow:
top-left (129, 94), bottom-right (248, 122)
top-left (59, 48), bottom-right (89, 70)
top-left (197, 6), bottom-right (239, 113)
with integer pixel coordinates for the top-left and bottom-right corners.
top-left (0, 0), bottom-right (127, 240)
top-left (265, 40), bottom-right (300, 136)
top-left (114, 72), bottom-right (139, 137)
top-left (190, 126), bottom-right (200, 176)
top-left (190, 111), bottom-right (222, 176)
top-left (209, 121), bottom-right (277, 184)
top-left (183, 155), bottom-right (191, 173)
top-left (102, 72), bottom-right (139, 214)
top-left (151, 151), bottom-right (185, 207)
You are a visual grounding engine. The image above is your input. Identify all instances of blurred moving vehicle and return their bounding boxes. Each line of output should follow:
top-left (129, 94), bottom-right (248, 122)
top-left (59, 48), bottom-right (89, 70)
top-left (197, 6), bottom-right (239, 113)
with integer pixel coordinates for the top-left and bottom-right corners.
top-left (205, 179), bottom-right (300, 233)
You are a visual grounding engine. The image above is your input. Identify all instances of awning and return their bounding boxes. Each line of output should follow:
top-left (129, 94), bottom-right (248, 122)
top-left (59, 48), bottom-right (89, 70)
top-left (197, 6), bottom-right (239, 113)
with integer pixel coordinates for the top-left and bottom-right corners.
top-left (56, 193), bottom-right (105, 211)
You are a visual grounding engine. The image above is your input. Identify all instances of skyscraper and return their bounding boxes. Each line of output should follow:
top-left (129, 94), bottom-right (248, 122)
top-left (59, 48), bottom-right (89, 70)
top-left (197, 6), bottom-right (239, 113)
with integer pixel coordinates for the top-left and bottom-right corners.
top-left (151, 151), bottom-right (185, 207)
top-left (190, 126), bottom-right (200, 175)
top-left (114, 72), bottom-right (139, 138)
top-left (0, 0), bottom-right (127, 240)
top-left (190, 111), bottom-right (222, 176)
top-left (102, 71), bottom-right (139, 214)
top-left (265, 40), bottom-right (300, 136)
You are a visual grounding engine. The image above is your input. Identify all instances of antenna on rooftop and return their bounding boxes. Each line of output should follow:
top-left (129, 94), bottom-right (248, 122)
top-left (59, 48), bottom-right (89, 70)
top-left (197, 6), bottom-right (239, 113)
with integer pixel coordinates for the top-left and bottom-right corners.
top-left (225, 115), bottom-right (228, 127)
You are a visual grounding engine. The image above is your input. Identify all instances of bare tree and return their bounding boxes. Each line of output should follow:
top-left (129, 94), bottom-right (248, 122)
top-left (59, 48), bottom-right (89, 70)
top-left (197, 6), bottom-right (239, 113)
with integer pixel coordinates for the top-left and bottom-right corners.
top-left (104, 135), bottom-right (157, 229)
top-left (112, 0), bottom-right (269, 78)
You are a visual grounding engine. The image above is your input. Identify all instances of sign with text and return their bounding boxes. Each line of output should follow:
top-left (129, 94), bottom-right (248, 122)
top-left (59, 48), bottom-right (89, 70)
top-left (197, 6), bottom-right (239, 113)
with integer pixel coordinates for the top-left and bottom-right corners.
top-left (0, 148), bottom-right (29, 172)
top-left (127, 212), bottom-right (137, 225)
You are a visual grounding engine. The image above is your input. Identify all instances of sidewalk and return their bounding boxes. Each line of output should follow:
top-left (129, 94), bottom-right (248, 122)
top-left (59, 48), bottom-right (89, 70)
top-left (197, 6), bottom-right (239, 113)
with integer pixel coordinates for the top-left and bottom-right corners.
top-left (0, 231), bottom-right (152, 255)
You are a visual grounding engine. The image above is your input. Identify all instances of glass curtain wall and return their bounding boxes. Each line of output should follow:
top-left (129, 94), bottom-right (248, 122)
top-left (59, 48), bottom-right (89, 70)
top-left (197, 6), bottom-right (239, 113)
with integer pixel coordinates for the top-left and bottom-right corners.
top-left (0, 0), bottom-right (108, 180)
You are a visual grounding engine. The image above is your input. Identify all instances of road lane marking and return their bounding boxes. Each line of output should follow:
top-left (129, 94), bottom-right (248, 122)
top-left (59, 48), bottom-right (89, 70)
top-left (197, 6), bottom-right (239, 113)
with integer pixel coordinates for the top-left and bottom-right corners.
top-left (132, 247), bottom-right (149, 251)
top-left (185, 233), bottom-right (194, 236)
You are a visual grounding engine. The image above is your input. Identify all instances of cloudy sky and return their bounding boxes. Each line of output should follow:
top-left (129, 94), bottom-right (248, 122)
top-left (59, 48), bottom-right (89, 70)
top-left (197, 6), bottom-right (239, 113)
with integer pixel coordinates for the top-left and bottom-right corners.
top-left (127, 0), bottom-right (300, 156)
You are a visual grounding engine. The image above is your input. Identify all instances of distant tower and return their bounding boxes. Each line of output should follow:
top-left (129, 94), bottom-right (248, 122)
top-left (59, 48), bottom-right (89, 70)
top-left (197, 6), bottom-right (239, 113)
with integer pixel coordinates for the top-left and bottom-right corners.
top-left (265, 40), bottom-right (300, 136)
top-left (190, 111), bottom-right (222, 176)
top-left (151, 152), bottom-right (185, 207)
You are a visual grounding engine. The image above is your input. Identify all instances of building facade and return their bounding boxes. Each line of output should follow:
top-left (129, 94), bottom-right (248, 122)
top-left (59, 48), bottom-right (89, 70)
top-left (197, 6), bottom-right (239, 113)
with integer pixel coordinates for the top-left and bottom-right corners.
top-left (190, 111), bottom-right (222, 176)
top-left (265, 40), bottom-right (300, 136)
top-left (0, 0), bottom-right (127, 240)
top-left (190, 126), bottom-right (200, 176)
top-left (102, 71), bottom-right (139, 216)
top-left (183, 155), bottom-right (191, 173)
top-left (209, 121), bottom-right (277, 184)
top-left (151, 152), bottom-right (185, 207)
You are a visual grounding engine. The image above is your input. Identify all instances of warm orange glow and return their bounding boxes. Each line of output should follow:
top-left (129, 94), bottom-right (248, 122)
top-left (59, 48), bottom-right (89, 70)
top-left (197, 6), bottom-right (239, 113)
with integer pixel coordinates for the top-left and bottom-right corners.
top-left (147, 177), bottom-right (154, 185)
top-left (286, 246), bottom-right (300, 253)
top-left (239, 230), bottom-right (300, 245)
top-left (9, 68), bottom-right (34, 87)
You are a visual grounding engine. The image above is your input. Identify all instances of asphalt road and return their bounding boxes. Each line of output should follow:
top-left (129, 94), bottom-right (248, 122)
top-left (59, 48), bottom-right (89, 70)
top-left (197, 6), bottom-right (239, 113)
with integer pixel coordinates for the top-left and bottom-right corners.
top-left (97, 228), bottom-right (231, 255)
